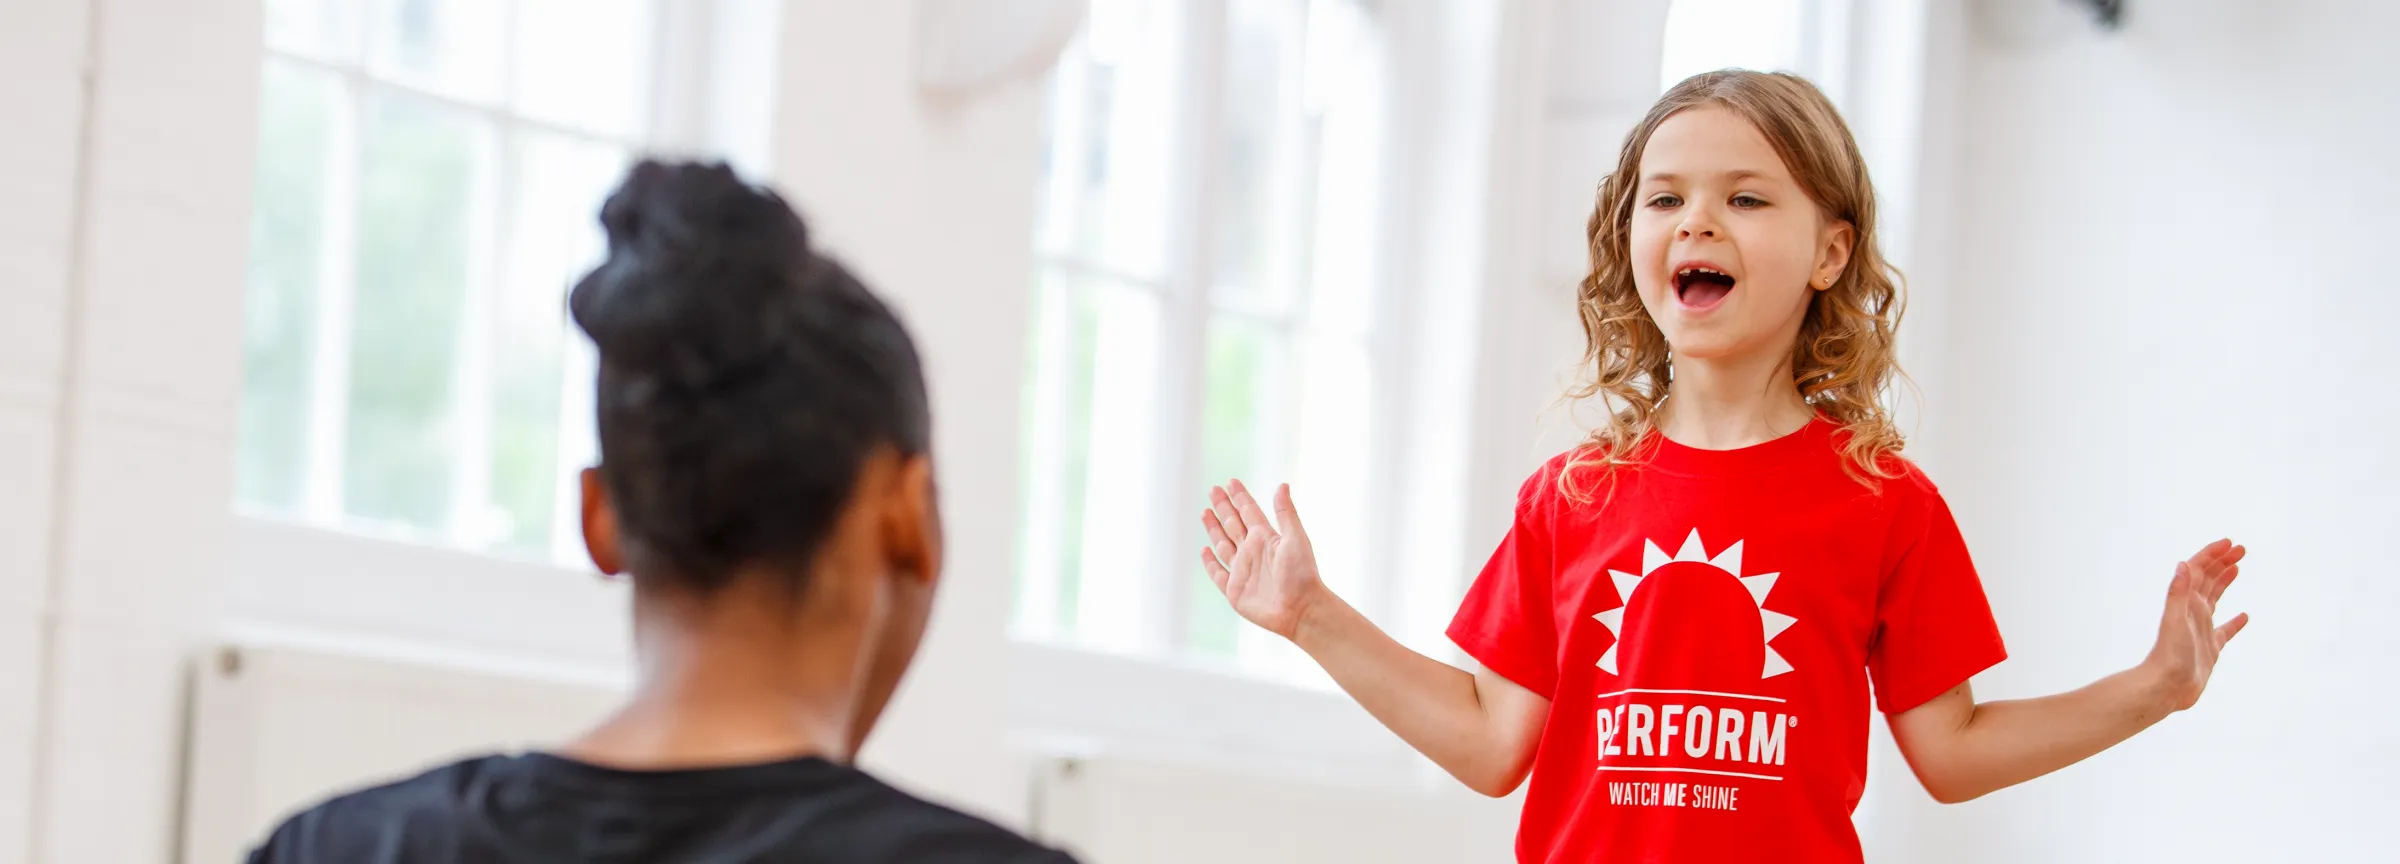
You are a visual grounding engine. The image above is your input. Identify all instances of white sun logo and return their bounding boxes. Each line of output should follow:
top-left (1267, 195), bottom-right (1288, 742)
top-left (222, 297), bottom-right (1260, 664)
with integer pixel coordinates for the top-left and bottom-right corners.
top-left (1593, 529), bottom-right (1797, 679)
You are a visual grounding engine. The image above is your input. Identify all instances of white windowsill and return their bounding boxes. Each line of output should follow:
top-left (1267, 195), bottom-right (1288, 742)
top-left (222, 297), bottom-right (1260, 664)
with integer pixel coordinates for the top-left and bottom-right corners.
top-left (219, 516), bottom-right (1442, 785)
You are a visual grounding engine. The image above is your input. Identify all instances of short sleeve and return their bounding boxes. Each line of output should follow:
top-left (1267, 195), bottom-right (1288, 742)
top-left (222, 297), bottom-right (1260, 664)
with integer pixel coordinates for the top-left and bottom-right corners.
top-left (1868, 480), bottom-right (2008, 713)
top-left (1447, 466), bottom-right (1560, 698)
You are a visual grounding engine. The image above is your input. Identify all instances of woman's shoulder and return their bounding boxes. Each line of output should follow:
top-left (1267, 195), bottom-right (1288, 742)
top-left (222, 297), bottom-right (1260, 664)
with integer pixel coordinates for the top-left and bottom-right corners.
top-left (247, 754), bottom-right (515, 862)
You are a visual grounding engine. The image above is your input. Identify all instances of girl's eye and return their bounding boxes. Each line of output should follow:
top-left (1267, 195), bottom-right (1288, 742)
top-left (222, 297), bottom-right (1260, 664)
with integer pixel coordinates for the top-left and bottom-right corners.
top-left (1731, 194), bottom-right (1767, 208)
top-left (1647, 194), bottom-right (1682, 209)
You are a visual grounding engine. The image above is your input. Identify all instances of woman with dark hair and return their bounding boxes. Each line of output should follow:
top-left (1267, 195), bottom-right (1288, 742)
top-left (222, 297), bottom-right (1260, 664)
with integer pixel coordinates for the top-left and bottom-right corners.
top-left (249, 161), bottom-right (1077, 863)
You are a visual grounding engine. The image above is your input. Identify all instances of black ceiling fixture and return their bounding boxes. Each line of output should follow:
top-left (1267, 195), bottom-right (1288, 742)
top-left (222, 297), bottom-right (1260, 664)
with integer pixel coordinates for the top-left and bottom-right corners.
top-left (2076, 0), bottom-right (2126, 30)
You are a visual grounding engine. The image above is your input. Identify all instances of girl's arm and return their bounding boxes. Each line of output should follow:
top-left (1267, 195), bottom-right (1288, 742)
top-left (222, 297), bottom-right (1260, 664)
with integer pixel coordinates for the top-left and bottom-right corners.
top-left (1203, 480), bottom-right (1550, 797)
top-left (1886, 541), bottom-right (2249, 803)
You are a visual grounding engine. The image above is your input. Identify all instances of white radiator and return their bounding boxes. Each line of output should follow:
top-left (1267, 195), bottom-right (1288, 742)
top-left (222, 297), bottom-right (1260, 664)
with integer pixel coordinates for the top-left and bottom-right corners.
top-left (178, 644), bottom-right (623, 864)
top-left (1029, 755), bottom-right (1520, 863)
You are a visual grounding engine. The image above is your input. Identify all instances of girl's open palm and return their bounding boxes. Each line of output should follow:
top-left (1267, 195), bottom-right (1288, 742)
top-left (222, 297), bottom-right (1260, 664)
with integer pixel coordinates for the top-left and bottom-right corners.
top-left (2146, 538), bottom-right (2250, 712)
top-left (1200, 480), bottom-right (1325, 641)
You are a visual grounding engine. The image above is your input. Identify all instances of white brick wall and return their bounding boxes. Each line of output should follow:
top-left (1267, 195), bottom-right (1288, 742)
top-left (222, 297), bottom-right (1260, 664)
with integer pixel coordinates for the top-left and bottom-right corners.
top-left (0, 1), bottom-right (92, 862)
top-left (0, 0), bottom-right (260, 861)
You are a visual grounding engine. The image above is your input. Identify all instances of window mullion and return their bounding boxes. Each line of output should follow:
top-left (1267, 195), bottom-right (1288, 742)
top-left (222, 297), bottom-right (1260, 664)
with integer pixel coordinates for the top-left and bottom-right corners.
top-left (546, 339), bottom-right (598, 563)
top-left (443, 0), bottom-right (526, 546)
top-left (301, 64), bottom-right (364, 520)
top-left (1265, 0), bottom-right (1317, 489)
top-left (445, 130), bottom-right (503, 545)
top-left (1017, 31), bottom-right (1091, 643)
top-left (1230, 0), bottom-right (1318, 670)
top-left (1145, 0), bottom-right (1231, 657)
top-left (1357, 9), bottom-right (1411, 640)
top-left (1013, 267), bottom-right (1074, 642)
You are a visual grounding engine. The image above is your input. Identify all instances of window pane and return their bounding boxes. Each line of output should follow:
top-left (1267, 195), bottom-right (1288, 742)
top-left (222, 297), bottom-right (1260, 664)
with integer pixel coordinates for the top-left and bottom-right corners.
top-left (1211, 0), bottom-right (1306, 312)
top-left (1289, 330), bottom-right (1373, 606)
top-left (1014, 271), bottom-right (1165, 651)
top-left (548, 335), bottom-right (602, 562)
top-left (238, 60), bottom-right (341, 513)
top-left (512, 0), bottom-right (654, 137)
top-left (1015, 269), bottom-right (1101, 641)
top-left (481, 133), bottom-right (626, 558)
top-left (1019, 0), bottom-right (1399, 677)
top-left (1229, 327), bottom-right (1375, 685)
top-left (344, 92), bottom-right (491, 531)
top-left (1067, 279), bottom-right (1164, 651)
top-left (1185, 315), bottom-right (1287, 659)
top-left (368, 0), bottom-right (506, 104)
top-left (1035, 0), bottom-right (1182, 281)
top-left (266, 0), bottom-right (365, 61)
top-left (1299, 0), bottom-right (1385, 335)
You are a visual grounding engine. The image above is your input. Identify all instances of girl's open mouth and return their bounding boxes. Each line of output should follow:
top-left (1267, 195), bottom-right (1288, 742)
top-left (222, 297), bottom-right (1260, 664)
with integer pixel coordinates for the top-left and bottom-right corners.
top-left (1674, 264), bottom-right (1736, 310)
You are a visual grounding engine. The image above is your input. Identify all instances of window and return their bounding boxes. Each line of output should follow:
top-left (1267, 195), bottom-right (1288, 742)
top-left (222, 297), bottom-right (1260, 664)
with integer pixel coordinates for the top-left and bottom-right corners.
top-left (1014, 0), bottom-right (1396, 682)
top-left (238, 0), bottom-right (756, 563)
top-left (1659, 0), bottom-right (1850, 99)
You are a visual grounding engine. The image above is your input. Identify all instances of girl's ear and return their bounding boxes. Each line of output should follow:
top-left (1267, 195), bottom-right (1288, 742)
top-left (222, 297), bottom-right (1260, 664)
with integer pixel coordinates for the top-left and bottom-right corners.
top-left (1815, 219), bottom-right (1855, 290)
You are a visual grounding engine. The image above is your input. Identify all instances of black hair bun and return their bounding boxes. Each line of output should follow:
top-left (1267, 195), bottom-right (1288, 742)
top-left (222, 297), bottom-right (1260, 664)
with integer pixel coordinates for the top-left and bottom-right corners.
top-left (570, 160), bottom-right (811, 392)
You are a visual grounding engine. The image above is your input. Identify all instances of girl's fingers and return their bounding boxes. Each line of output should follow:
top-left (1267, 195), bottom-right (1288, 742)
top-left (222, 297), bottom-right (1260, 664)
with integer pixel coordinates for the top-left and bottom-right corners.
top-left (1200, 512), bottom-right (1242, 571)
top-left (1225, 541), bottom-right (1257, 595)
top-left (2187, 542), bottom-right (2247, 606)
top-left (1273, 483), bottom-right (1309, 540)
top-left (1201, 509), bottom-right (1234, 550)
top-left (1202, 548), bottom-right (1231, 591)
top-left (2207, 563), bottom-right (2242, 605)
top-left (2215, 612), bottom-right (2250, 648)
top-left (2191, 551), bottom-right (2231, 597)
top-left (1210, 486), bottom-right (1248, 542)
top-left (1227, 479), bottom-right (1276, 540)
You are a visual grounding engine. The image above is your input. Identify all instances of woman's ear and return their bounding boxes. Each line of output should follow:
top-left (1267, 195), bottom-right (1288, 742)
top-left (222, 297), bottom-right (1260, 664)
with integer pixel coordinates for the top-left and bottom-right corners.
top-left (1815, 219), bottom-right (1855, 290)
top-left (581, 467), bottom-right (626, 577)
top-left (881, 453), bottom-right (944, 588)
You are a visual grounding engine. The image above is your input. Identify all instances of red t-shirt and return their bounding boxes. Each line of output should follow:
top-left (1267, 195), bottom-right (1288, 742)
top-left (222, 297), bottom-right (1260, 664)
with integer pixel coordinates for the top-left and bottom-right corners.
top-left (1448, 418), bottom-right (2006, 863)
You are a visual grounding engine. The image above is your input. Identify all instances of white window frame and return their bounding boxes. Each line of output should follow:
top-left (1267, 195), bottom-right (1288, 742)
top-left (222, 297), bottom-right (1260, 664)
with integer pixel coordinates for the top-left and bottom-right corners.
top-left (996, 0), bottom-right (1523, 779)
top-left (1013, 0), bottom-right (1433, 682)
top-left (224, 0), bottom-right (780, 668)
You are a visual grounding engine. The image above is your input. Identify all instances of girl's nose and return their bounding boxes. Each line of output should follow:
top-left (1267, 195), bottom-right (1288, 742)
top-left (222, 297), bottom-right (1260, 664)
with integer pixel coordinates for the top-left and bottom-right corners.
top-left (1677, 208), bottom-right (1720, 240)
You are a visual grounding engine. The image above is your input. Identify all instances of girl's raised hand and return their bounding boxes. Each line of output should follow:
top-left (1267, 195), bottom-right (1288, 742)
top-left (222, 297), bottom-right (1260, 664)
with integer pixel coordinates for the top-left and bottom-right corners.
top-left (1200, 480), bottom-right (1325, 642)
top-left (2143, 538), bottom-right (2250, 712)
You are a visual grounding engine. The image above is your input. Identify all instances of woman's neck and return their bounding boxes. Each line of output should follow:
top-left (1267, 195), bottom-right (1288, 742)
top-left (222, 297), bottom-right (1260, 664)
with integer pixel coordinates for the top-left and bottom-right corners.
top-left (563, 581), bottom-right (866, 770)
top-left (1657, 347), bottom-right (1815, 451)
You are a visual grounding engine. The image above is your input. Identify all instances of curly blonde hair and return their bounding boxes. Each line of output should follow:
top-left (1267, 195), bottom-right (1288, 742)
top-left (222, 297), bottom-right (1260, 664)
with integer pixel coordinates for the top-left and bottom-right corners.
top-left (1561, 70), bottom-right (1905, 500)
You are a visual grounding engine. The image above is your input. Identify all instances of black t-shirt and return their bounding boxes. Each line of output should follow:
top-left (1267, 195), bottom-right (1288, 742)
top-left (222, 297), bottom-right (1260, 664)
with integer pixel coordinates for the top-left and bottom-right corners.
top-left (246, 753), bottom-right (1081, 863)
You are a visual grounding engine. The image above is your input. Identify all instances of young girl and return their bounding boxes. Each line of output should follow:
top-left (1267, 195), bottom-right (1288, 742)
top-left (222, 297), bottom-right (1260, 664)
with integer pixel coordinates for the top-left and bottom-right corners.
top-left (1198, 71), bottom-right (2249, 863)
